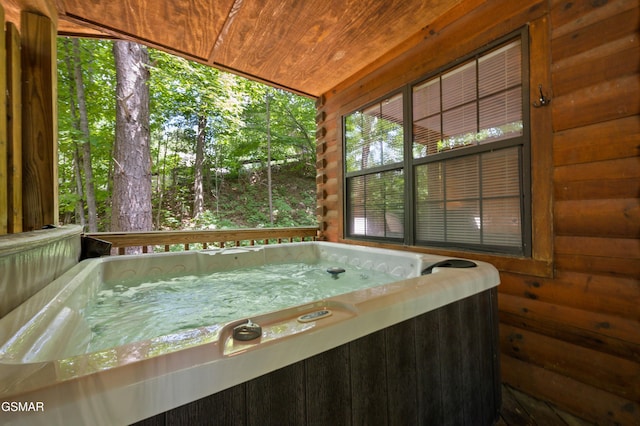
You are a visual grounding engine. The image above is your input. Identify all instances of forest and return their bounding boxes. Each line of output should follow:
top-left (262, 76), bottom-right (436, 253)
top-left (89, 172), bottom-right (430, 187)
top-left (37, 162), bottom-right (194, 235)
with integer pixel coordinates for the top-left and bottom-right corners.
top-left (57, 38), bottom-right (317, 233)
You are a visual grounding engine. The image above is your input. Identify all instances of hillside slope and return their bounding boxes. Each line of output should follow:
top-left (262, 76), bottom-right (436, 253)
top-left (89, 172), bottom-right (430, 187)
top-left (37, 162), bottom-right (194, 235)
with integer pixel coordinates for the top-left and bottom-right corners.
top-left (193, 164), bottom-right (317, 229)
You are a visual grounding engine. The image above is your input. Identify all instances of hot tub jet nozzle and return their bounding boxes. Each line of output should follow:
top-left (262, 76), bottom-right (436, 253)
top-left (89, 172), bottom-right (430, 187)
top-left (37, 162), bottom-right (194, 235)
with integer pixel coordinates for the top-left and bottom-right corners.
top-left (233, 319), bottom-right (262, 341)
top-left (326, 267), bottom-right (346, 279)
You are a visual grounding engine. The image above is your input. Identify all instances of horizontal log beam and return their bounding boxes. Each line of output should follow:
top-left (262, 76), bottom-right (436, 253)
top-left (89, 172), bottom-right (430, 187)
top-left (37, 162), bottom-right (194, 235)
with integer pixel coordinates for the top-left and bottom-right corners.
top-left (501, 355), bottom-right (638, 425)
top-left (500, 323), bottom-right (640, 401)
top-left (499, 270), bottom-right (639, 321)
top-left (499, 293), bottom-right (640, 351)
top-left (555, 198), bottom-right (640, 238)
top-left (553, 116), bottom-right (640, 167)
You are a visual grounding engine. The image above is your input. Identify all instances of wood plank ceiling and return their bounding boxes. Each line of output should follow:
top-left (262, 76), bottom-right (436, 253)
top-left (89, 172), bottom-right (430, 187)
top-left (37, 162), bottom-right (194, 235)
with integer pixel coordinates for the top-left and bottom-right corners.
top-left (54, 0), bottom-right (463, 98)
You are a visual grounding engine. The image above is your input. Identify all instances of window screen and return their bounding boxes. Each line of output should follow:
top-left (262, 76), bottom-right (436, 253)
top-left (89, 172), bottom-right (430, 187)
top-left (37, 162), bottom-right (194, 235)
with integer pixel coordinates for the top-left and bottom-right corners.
top-left (412, 38), bottom-right (525, 252)
top-left (412, 39), bottom-right (522, 158)
top-left (345, 93), bottom-right (404, 172)
top-left (347, 169), bottom-right (404, 239)
top-left (415, 147), bottom-right (522, 249)
top-left (345, 93), bottom-right (404, 240)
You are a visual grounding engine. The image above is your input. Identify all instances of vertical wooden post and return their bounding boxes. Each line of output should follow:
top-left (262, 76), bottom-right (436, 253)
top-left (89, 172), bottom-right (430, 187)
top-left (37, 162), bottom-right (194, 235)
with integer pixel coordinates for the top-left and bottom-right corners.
top-left (20, 12), bottom-right (57, 231)
top-left (6, 22), bottom-right (22, 233)
top-left (528, 16), bottom-right (553, 265)
top-left (0, 5), bottom-right (6, 234)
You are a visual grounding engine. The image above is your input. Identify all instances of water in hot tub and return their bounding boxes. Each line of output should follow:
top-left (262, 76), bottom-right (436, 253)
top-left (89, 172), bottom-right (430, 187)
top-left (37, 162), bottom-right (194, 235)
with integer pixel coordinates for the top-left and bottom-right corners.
top-left (83, 261), bottom-right (400, 352)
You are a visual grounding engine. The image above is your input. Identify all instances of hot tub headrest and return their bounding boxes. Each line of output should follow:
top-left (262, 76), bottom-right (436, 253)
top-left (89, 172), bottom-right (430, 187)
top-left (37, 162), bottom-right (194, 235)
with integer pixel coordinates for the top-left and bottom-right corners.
top-left (421, 259), bottom-right (477, 275)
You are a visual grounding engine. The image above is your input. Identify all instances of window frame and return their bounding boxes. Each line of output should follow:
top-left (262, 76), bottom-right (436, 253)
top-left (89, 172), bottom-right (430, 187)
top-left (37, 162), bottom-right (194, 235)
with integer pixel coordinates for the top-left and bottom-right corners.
top-left (343, 28), bottom-right (533, 256)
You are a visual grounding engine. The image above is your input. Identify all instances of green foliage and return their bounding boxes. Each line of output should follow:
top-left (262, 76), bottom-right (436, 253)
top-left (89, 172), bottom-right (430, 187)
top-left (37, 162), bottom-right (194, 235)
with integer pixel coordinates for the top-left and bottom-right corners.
top-left (229, 85), bottom-right (316, 174)
top-left (58, 191), bottom-right (80, 215)
top-left (190, 211), bottom-right (233, 230)
top-left (58, 37), bottom-right (117, 227)
top-left (58, 37), bottom-right (317, 231)
top-left (177, 165), bottom-right (317, 230)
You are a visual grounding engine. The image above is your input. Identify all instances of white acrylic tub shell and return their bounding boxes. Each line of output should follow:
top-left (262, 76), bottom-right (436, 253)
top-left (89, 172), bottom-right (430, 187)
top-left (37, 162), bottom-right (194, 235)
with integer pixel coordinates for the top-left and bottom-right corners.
top-left (0, 242), bottom-right (499, 425)
top-left (0, 226), bottom-right (82, 318)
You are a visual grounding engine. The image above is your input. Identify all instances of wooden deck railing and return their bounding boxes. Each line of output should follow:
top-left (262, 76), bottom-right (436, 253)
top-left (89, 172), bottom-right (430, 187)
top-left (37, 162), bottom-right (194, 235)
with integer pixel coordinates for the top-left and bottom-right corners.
top-left (85, 227), bottom-right (319, 255)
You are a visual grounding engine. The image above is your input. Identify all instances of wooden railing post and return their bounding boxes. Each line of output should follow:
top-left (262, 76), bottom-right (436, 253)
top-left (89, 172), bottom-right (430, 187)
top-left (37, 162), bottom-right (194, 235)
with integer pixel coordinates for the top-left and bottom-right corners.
top-left (6, 22), bottom-right (22, 233)
top-left (0, 4), bottom-right (6, 235)
top-left (20, 11), bottom-right (57, 231)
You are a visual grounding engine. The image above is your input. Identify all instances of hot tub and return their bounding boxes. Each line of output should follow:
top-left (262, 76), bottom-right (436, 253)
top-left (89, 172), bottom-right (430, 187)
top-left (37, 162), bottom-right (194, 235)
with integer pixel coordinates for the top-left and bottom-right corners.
top-left (0, 242), bottom-right (500, 425)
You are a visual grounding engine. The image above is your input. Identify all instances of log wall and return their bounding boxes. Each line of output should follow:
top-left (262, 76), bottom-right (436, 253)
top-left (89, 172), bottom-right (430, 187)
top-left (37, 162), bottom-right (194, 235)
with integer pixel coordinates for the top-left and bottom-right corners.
top-left (500, 2), bottom-right (640, 423)
top-left (317, 0), bottom-right (639, 423)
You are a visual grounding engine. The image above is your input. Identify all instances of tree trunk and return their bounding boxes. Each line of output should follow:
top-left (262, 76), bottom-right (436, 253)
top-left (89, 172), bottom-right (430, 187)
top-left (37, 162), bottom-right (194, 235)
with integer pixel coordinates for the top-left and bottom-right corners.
top-left (112, 41), bottom-right (152, 252)
top-left (155, 133), bottom-right (168, 229)
top-left (193, 114), bottom-right (206, 218)
top-left (72, 38), bottom-right (98, 232)
top-left (62, 37), bottom-right (85, 228)
top-left (266, 89), bottom-right (273, 225)
top-left (61, 38), bottom-right (86, 227)
top-left (72, 143), bottom-right (85, 228)
top-left (361, 114), bottom-right (371, 170)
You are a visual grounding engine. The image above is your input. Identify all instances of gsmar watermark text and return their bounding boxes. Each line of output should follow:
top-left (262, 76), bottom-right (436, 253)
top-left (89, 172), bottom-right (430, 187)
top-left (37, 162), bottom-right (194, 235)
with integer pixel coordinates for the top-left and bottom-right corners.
top-left (1, 401), bottom-right (45, 412)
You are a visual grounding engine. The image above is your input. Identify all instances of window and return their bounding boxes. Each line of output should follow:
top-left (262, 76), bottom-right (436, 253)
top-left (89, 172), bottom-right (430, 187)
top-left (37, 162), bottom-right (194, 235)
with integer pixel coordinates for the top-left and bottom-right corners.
top-left (344, 93), bottom-right (404, 240)
top-left (344, 32), bottom-right (530, 255)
